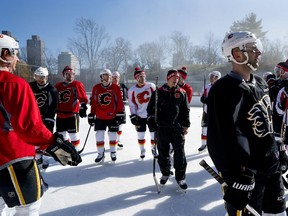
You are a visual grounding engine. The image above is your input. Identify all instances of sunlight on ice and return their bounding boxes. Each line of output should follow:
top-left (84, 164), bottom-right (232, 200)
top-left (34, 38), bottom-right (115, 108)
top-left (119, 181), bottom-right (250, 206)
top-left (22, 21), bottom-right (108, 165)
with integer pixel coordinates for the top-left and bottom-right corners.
top-left (200, 199), bottom-right (224, 211)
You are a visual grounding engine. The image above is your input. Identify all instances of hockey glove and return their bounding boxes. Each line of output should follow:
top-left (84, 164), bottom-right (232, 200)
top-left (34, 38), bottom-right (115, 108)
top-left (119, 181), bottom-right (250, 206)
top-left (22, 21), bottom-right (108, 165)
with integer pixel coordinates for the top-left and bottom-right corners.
top-left (46, 132), bottom-right (82, 166)
top-left (147, 115), bottom-right (157, 131)
top-left (278, 141), bottom-right (288, 173)
top-left (130, 114), bottom-right (139, 126)
top-left (223, 169), bottom-right (255, 210)
top-left (88, 113), bottom-right (96, 126)
top-left (79, 103), bottom-right (88, 118)
top-left (115, 112), bottom-right (125, 125)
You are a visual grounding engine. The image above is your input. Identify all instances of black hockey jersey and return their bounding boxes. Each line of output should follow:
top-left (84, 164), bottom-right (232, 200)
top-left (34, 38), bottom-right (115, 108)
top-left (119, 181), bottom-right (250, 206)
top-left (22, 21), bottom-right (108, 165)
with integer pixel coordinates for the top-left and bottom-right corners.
top-left (29, 81), bottom-right (58, 120)
top-left (207, 72), bottom-right (279, 177)
top-left (147, 84), bottom-right (190, 128)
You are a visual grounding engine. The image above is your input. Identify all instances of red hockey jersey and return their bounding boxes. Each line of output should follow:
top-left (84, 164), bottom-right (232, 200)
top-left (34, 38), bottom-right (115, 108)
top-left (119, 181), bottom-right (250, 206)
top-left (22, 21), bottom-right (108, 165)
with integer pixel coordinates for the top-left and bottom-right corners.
top-left (0, 70), bottom-right (54, 167)
top-left (55, 80), bottom-right (88, 118)
top-left (90, 83), bottom-right (124, 120)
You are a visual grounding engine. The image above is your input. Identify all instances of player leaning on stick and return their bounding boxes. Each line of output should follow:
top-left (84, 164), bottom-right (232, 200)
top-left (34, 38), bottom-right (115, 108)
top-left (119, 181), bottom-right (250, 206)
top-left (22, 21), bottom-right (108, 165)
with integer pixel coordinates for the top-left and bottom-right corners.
top-left (147, 69), bottom-right (190, 190)
top-left (55, 66), bottom-right (88, 151)
top-left (207, 31), bottom-right (286, 215)
top-left (0, 34), bottom-right (81, 216)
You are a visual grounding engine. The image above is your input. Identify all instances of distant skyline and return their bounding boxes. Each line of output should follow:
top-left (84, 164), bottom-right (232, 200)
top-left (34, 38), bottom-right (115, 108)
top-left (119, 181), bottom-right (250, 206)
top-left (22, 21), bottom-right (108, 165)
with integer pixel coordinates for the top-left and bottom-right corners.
top-left (2, 0), bottom-right (288, 56)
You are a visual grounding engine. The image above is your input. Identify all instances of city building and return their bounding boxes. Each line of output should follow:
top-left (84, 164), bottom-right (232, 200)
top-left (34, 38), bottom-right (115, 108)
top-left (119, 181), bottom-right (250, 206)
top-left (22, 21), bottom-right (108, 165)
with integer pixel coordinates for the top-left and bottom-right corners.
top-left (58, 51), bottom-right (79, 75)
top-left (27, 35), bottom-right (45, 68)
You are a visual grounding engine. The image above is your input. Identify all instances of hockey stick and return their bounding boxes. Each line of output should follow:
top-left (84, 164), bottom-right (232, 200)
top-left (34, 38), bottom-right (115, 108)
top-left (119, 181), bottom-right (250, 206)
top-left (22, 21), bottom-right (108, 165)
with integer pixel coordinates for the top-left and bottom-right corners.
top-left (153, 76), bottom-right (160, 193)
top-left (78, 125), bottom-right (92, 154)
top-left (199, 159), bottom-right (260, 216)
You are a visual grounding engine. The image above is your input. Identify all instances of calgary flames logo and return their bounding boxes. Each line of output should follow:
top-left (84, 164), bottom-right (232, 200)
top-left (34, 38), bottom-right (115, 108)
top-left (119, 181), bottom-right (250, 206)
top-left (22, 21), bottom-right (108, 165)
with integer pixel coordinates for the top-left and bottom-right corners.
top-left (99, 92), bottom-right (112, 105)
top-left (58, 90), bottom-right (71, 103)
top-left (35, 93), bottom-right (47, 107)
top-left (247, 95), bottom-right (273, 138)
top-left (137, 91), bottom-right (150, 104)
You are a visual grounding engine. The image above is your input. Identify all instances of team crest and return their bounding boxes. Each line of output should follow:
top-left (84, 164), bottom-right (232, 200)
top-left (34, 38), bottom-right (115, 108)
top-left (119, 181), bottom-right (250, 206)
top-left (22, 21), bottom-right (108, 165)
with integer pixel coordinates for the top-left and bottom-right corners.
top-left (99, 92), bottom-right (112, 105)
top-left (247, 95), bottom-right (273, 138)
top-left (175, 93), bottom-right (180, 99)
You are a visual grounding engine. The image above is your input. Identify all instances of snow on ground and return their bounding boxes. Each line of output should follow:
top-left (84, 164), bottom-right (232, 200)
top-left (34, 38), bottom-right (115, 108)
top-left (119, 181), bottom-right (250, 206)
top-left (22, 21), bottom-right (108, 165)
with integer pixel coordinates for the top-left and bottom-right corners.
top-left (36, 106), bottom-right (228, 216)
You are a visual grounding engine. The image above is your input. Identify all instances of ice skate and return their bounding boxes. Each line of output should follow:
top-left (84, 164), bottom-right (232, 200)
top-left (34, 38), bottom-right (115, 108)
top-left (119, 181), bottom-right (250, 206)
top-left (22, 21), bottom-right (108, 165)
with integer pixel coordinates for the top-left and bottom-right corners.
top-left (177, 180), bottom-right (188, 193)
top-left (198, 144), bottom-right (207, 152)
top-left (110, 152), bottom-right (117, 163)
top-left (95, 152), bottom-right (105, 164)
top-left (140, 149), bottom-right (146, 160)
top-left (160, 175), bottom-right (169, 186)
top-left (117, 143), bottom-right (124, 150)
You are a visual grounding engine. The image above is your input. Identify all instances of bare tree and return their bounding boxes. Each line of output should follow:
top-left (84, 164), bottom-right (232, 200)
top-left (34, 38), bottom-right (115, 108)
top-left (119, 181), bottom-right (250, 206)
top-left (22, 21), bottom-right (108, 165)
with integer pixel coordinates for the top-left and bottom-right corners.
top-left (135, 41), bottom-right (165, 74)
top-left (102, 37), bottom-right (133, 72)
top-left (68, 17), bottom-right (110, 84)
top-left (170, 31), bottom-right (190, 67)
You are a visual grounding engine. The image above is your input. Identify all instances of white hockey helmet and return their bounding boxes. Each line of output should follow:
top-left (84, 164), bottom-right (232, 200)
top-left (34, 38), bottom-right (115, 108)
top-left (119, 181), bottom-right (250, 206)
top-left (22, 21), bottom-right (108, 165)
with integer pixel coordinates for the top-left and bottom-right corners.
top-left (0, 34), bottom-right (19, 63)
top-left (112, 71), bottom-right (120, 77)
top-left (34, 67), bottom-right (49, 77)
top-left (100, 69), bottom-right (112, 78)
top-left (208, 71), bottom-right (221, 79)
top-left (222, 31), bottom-right (262, 69)
top-left (263, 71), bottom-right (273, 80)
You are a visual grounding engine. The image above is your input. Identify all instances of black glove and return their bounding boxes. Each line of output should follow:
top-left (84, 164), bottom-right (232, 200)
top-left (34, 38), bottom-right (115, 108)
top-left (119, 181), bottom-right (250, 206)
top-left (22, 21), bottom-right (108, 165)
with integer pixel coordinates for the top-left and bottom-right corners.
top-left (115, 112), bottom-right (125, 125)
top-left (88, 113), bottom-right (96, 126)
top-left (130, 114), bottom-right (139, 126)
top-left (46, 132), bottom-right (82, 166)
top-left (147, 115), bottom-right (157, 131)
top-left (223, 170), bottom-right (255, 210)
top-left (79, 103), bottom-right (88, 118)
top-left (278, 141), bottom-right (288, 173)
top-left (43, 118), bottom-right (55, 132)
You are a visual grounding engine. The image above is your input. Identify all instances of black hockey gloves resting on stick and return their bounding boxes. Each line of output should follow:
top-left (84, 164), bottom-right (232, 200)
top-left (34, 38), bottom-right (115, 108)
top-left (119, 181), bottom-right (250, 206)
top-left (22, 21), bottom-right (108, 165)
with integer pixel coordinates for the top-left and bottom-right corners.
top-left (130, 114), bottom-right (139, 126)
top-left (79, 103), bottom-right (88, 118)
top-left (278, 140), bottom-right (288, 173)
top-left (87, 113), bottom-right (96, 126)
top-left (199, 160), bottom-right (260, 216)
top-left (223, 170), bottom-right (255, 210)
top-left (115, 112), bottom-right (125, 126)
top-left (46, 132), bottom-right (82, 166)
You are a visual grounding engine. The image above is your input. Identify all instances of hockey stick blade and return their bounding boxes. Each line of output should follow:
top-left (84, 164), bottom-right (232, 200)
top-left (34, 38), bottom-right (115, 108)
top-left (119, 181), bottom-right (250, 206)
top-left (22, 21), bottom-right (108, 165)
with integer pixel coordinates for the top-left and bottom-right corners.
top-left (199, 159), bottom-right (260, 216)
top-left (153, 158), bottom-right (161, 193)
top-left (78, 125), bottom-right (92, 154)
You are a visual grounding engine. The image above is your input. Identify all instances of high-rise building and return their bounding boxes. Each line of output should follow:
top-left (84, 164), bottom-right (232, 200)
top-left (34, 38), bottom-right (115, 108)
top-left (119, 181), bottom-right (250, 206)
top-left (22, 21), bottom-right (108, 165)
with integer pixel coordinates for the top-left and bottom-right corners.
top-left (58, 51), bottom-right (79, 75)
top-left (27, 35), bottom-right (45, 67)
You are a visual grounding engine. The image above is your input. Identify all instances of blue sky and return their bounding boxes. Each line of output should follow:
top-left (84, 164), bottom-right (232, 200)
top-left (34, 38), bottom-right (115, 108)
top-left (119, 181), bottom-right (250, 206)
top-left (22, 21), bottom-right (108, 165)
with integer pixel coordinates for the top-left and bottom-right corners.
top-left (2, 0), bottom-right (288, 55)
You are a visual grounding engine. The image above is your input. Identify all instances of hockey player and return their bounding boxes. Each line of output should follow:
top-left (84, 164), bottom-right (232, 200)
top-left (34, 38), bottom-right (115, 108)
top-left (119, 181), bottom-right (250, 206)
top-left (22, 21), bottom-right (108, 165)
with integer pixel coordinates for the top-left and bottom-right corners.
top-left (112, 71), bottom-right (128, 149)
top-left (207, 31), bottom-right (286, 215)
top-left (177, 66), bottom-right (193, 104)
top-left (147, 69), bottom-right (190, 190)
top-left (55, 66), bottom-right (88, 151)
top-left (198, 71), bottom-right (221, 152)
top-left (88, 69), bottom-right (125, 163)
top-left (128, 67), bottom-right (157, 159)
top-left (0, 34), bottom-right (81, 215)
top-left (29, 67), bottom-right (58, 170)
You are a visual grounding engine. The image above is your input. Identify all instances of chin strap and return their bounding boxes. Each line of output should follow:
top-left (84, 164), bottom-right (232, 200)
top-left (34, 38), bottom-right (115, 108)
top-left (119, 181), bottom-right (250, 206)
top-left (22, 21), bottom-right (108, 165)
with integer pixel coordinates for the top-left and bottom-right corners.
top-left (232, 52), bottom-right (257, 71)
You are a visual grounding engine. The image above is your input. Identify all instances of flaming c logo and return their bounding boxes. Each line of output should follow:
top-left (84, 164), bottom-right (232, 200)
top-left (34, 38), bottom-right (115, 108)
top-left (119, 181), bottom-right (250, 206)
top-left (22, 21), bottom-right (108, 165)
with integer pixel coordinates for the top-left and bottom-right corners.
top-left (35, 93), bottom-right (47, 107)
top-left (99, 92), bottom-right (112, 105)
top-left (137, 91), bottom-right (150, 104)
top-left (59, 90), bottom-right (71, 103)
